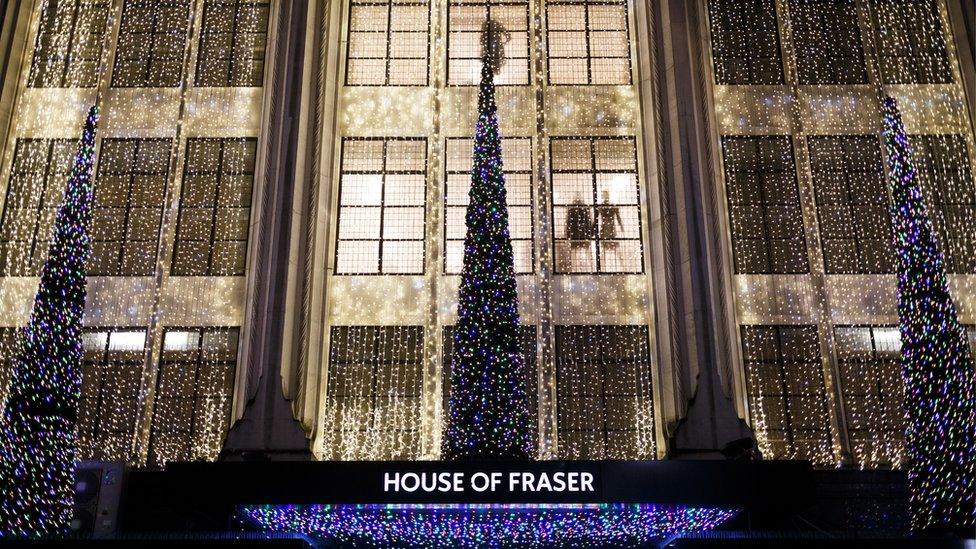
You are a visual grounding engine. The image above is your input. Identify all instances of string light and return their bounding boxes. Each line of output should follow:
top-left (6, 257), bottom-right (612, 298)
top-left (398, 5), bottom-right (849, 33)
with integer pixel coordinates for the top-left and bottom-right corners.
top-left (881, 96), bottom-right (974, 533)
top-left (707, 0), bottom-right (975, 469)
top-left (239, 503), bottom-right (739, 548)
top-left (0, 106), bottom-right (98, 537)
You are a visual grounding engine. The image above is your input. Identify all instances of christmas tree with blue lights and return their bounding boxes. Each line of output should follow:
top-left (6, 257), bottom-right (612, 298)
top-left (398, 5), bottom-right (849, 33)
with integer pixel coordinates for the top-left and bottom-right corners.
top-left (443, 20), bottom-right (532, 460)
top-left (881, 97), bottom-right (975, 533)
top-left (0, 106), bottom-right (98, 536)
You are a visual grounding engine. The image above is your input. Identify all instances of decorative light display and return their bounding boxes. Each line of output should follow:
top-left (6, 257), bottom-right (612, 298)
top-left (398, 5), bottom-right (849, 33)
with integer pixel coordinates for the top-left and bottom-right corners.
top-left (239, 503), bottom-right (739, 548)
top-left (0, 106), bottom-right (98, 537)
top-left (442, 20), bottom-right (532, 460)
top-left (0, 0), bottom-right (269, 467)
top-left (707, 0), bottom-right (976, 469)
top-left (321, 0), bottom-right (657, 461)
top-left (880, 96), bottom-right (975, 532)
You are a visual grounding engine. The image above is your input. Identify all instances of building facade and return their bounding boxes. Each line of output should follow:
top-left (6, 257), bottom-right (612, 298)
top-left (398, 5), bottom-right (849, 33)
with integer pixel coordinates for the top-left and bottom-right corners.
top-left (0, 0), bottom-right (972, 468)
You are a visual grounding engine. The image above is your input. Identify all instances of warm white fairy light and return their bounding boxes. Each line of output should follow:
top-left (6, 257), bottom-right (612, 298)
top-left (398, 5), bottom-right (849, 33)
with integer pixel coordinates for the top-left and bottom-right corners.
top-left (705, 0), bottom-right (975, 468)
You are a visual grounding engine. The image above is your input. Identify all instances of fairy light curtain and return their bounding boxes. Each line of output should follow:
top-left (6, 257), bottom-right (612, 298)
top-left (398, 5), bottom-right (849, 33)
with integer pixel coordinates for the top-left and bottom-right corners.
top-left (0, 0), bottom-right (270, 466)
top-left (706, 0), bottom-right (976, 468)
top-left (346, 0), bottom-right (431, 86)
top-left (448, 0), bottom-right (530, 86)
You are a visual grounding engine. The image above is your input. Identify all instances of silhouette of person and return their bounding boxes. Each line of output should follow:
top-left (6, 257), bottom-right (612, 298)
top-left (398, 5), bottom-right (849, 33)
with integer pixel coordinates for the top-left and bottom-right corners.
top-left (564, 193), bottom-right (594, 270)
top-left (597, 190), bottom-right (622, 269)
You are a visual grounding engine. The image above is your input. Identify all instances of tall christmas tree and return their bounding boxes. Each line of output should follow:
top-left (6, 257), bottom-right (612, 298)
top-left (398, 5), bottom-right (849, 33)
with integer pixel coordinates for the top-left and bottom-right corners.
top-left (0, 106), bottom-right (98, 536)
top-left (442, 19), bottom-right (533, 460)
top-left (880, 97), bottom-right (975, 532)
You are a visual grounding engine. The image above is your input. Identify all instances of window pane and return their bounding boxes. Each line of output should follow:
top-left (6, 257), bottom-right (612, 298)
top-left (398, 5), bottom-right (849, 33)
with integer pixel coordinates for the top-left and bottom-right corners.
top-left (870, 0), bottom-right (952, 84)
top-left (112, 0), bottom-right (191, 87)
top-left (546, 0), bottom-right (632, 85)
top-left (788, 0), bottom-right (866, 84)
top-left (346, 0), bottom-right (431, 86)
top-left (448, 0), bottom-right (530, 86)
top-left (707, 0), bottom-right (784, 84)
top-left (195, 0), bottom-right (270, 87)
top-left (29, 0), bottom-right (110, 88)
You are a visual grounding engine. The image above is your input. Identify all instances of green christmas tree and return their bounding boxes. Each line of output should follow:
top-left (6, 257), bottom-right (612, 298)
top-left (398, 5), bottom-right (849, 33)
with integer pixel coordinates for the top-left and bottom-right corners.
top-left (442, 20), bottom-right (532, 460)
top-left (0, 106), bottom-right (98, 536)
top-left (881, 97), bottom-right (975, 532)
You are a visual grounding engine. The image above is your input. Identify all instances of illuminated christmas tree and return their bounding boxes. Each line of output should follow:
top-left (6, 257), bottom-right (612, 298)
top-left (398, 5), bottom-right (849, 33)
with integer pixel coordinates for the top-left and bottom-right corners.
top-left (0, 106), bottom-right (98, 536)
top-left (880, 97), bottom-right (975, 532)
top-left (443, 20), bottom-right (533, 460)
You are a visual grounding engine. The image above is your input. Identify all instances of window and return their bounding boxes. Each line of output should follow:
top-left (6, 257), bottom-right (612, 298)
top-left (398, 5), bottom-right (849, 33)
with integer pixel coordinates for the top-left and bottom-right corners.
top-left (0, 139), bottom-right (75, 276)
top-left (323, 326), bottom-right (423, 460)
top-left (196, 0), bottom-right (270, 87)
top-left (445, 137), bottom-right (533, 274)
top-left (722, 136), bottom-right (808, 274)
top-left (443, 325), bottom-right (537, 451)
top-left (707, 0), bottom-right (784, 85)
top-left (909, 135), bottom-right (976, 273)
top-left (546, 0), bottom-right (632, 85)
top-left (346, 0), bottom-right (431, 86)
top-left (448, 0), bottom-right (530, 86)
top-left (336, 138), bottom-right (427, 274)
top-left (556, 325), bottom-right (655, 459)
top-left (788, 0), bottom-right (866, 84)
top-left (0, 328), bottom-right (19, 409)
top-left (870, 0), bottom-right (952, 84)
top-left (148, 327), bottom-right (239, 467)
top-left (77, 328), bottom-right (148, 462)
top-left (112, 0), bottom-right (191, 87)
top-left (91, 139), bottom-right (172, 276)
top-left (741, 325), bottom-right (833, 463)
top-left (809, 136), bottom-right (893, 274)
top-left (28, 0), bottom-right (110, 88)
top-left (834, 326), bottom-right (904, 467)
top-left (173, 138), bottom-right (256, 276)
top-left (551, 137), bottom-right (643, 274)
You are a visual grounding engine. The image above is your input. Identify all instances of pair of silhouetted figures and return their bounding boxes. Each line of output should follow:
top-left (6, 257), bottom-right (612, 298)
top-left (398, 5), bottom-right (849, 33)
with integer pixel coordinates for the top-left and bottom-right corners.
top-left (564, 191), bottom-right (623, 270)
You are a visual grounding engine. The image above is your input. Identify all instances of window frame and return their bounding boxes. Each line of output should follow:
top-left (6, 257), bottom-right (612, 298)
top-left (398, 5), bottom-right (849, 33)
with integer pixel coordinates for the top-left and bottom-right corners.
top-left (344, 0), bottom-right (432, 87)
top-left (706, 0), bottom-right (785, 85)
top-left (545, 0), bottom-right (634, 86)
top-left (446, 0), bottom-right (531, 86)
top-left (111, 0), bottom-right (192, 88)
top-left (194, 0), bottom-right (271, 87)
top-left (28, 0), bottom-right (111, 88)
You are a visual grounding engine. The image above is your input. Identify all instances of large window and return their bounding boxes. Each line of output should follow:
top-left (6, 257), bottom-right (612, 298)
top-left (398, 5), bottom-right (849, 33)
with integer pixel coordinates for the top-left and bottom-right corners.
top-left (787, 0), bottom-right (866, 84)
top-left (722, 136), bottom-right (808, 274)
top-left (173, 138), bottom-right (256, 276)
top-left (28, 0), bottom-right (110, 88)
top-left (0, 139), bottom-right (75, 276)
top-left (196, 0), bottom-right (270, 87)
top-left (809, 136), bottom-right (893, 274)
top-left (336, 138), bottom-right (427, 275)
top-left (551, 137), bottom-right (643, 274)
top-left (707, 0), bottom-right (784, 85)
top-left (323, 326), bottom-right (424, 460)
top-left (448, 0), bottom-right (529, 86)
top-left (556, 325), bottom-right (655, 459)
top-left (546, 0), bottom-right (632, 85)
top-left (112, 0), bottom-right (191, 87)
top-left (77, 328), bottom-right (148, 462)
top-left (91, 139), bottom-right (172, 276)
top-left (741, 325), bottom-right (833, 463)
top-left (346, 0), bottom-right (430, 86)
top-left (870, 0), bottom-right (952, 84)
top-left (910, 135), bottom-right (976, 273)
top-left (148, 327), bottom-right (239, 467)
top-left (443, 326), bottom-right (537, 451)
top-left (445, 137), bottom-right (533, 274)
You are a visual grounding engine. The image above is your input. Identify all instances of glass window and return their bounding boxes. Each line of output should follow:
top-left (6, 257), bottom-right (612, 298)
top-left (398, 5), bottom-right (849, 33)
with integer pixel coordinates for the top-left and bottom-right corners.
top-left (112, 0), bottom-right (192, 87)
top-left (445, 137), bottom-right (533, 274)
top-left (0, 139), bottom-right (75, 276)
top-left (870, 0), bottom-right (952, 84)
top-left (707, 0), bottom-right (784, 85)
top-left (173, 138), bottom-right (256, 276)
top-left (77, 328), bottom-right (148, 462)
top-left (336, 138), bottom-right (427, 274)
top-left (722, 136), bottom-right (808, 274)
top-left (346, 0), bottom-right (431, 86)
top-left (546, 0), bottom-right (632, 85)
top-left (788, 0), bottom-right (866, 84)
top-left (741, 325), bottom-right (833, 463)
top-left (551, 137), bottom-right (643, 274)
top-left (196, 0), bottom-right (270, 87)
top-left (91, 139), bottom-right (172, 276)
top-left (448, 0), bottom-right (530, 86)
top-left (323, 326), bottom-right (424, 460)
top-left (28, 0), bottom-right (110, 88)
top-left (148, 327), bottom-right (239, 467)
top-left (809, 136), bottom-right (893, 274)
top-left (909, 135), bottom-right (976, 273)
top-left (443, 325), bottom-right (537, 451)
top-left (556, 325), bottom-right (655, 459)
